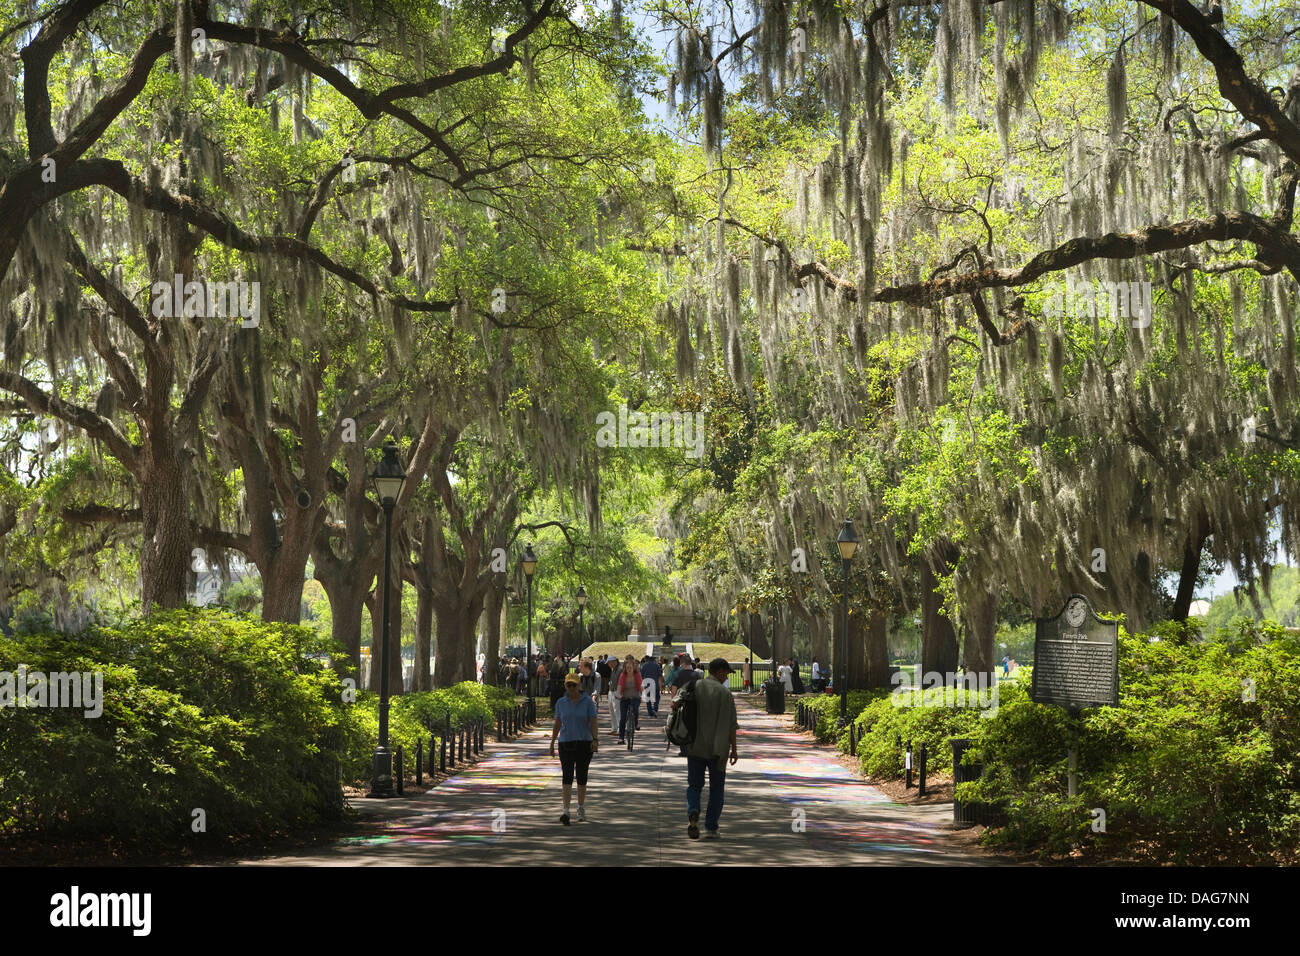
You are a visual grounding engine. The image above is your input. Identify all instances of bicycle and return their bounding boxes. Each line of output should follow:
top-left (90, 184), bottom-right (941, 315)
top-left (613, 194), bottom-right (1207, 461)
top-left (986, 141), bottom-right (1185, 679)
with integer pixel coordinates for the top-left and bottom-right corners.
top-left (621, 697), bottom-right (637, 751)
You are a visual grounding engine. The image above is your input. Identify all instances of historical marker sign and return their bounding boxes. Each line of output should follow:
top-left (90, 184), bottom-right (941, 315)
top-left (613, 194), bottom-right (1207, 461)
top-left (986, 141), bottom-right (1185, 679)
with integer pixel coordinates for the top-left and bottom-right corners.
top-left (1031, 594), bottom-right (1119, 711)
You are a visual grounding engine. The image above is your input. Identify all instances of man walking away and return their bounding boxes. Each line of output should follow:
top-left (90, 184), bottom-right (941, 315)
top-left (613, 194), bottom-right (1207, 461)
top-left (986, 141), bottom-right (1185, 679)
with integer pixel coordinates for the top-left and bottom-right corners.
top-left (550, 673), bottom-right (599, 824)
top-left (641, 655), bottom-right (664, 717)
top-left (685, 658), bottom-right (738, 840)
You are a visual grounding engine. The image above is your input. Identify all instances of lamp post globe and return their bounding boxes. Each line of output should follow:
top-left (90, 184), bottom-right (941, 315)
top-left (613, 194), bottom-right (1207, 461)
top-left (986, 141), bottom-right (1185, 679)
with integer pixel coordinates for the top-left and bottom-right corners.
top-left (835, 519), bottom-right (859, 727)
top-left (367, 441), bottom-right (406, 798)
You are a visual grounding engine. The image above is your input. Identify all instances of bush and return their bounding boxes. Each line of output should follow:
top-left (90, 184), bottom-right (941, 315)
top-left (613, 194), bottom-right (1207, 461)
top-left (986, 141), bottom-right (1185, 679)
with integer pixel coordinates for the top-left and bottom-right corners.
top-left (0, 608), bottom-right (354, 849)
top-left (852, 680), bottom-right (1021, 772)
top-left (798, 690), bottom-right (879, 742)
top-left (963, 627), bottom-right (1300, 863)
top-left (340, 682), bottom-right (517, 784)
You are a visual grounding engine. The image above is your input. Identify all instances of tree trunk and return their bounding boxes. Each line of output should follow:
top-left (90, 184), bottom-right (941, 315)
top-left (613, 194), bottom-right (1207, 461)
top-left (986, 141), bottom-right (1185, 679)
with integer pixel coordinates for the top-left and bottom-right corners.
top-left (1171, 518), bottom-right (1211, 620)
top-left (259, 519), bottom-right (317, 622)
top-left (771, 610), bottom-right (794, 664)
top-left (140, 443), bottom-right (189, 612)
top-left (809, 615), bottom-right (830, 670)
top-left (482, 586), bottom-right (504, 686)
top-left (365, 589), bottom-right (381, 692)
top-left (415, 584), bottom-right (434, 692)
top-left (433, 596), bottom-right (483, 688)
top-left (747, 611), bottom-right (771, 658)
top-left (961, 588), bottom-right (999, 683)
top-left (921, 561), bottom-right (959, 677)
top-left (845, 605), bottom-right (867, 689)
top-left (386, 561), bottom-right (403, 694)
top-left (864, 607), bottom-right (891, 688)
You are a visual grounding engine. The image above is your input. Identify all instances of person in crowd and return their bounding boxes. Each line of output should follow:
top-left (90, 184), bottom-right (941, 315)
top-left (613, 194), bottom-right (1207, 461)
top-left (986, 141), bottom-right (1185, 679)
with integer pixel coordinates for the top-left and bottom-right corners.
top-left (790, 657), bottom-right (805, 695)
top-left (682, 658), bottom-right (739, 840)
top-left (617, 655), bottom-right (643, 746)
top-left (549, 673), bottom-right (599, 824)
top-left (665, 657), bottom-right (680, 700)
top-left (741, 658), bottom-right (751, 692)
top-left (579, 658), bottom-right (601, 703)
top-left (640, 654), bottom-right (664, 717)
top-left (606, 655), bottom-right (621, 734)
top-left (777, 659), bottom-right (794, 693)
top-left (811, 659), bottom-right (822, 692)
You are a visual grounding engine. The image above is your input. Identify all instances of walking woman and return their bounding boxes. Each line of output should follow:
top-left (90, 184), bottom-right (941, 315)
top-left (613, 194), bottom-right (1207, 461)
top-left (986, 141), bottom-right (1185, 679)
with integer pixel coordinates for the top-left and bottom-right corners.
top-left (549, 673), bottom-right (599, 824)
top-left (617, 656), bottom-right (643, 749)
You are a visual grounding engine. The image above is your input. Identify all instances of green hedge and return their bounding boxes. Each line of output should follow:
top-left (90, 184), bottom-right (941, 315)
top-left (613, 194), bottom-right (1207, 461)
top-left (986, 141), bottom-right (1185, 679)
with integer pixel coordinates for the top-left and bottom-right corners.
top-left (961, 622), bottom-right (1300, 862)
top-left (851, 681), bottom-right (1017, 770)
top-left (341, 682), bottom-right (517, 784)
top-left (841, 620), bottom-right (1300, 863)
top-left (797, 690), bottom-right (878, 742)
top-left (0, 608), bottom-right (352, 848)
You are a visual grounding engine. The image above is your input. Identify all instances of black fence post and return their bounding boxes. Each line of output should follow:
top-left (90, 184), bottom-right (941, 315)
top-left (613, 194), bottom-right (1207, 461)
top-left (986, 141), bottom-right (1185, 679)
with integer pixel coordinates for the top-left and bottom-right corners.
top-left (395, 745), bottom-right (404, 796)
top-left (919, 742), bottom-right (928, 797)
top-left (439, 728), bottom-right (446, 772)
top-left (416, 738), bottom-right (423, 785)
top-left (905, 739), bottom-right (913, 789)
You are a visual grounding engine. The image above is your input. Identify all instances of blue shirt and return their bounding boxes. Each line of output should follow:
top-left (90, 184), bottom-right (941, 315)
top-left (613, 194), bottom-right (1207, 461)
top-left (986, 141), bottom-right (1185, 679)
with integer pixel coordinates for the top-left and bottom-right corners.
top-left (554, 694), bottom-right (597, 742)
top-left (640, 661), bottom-right (663, 681)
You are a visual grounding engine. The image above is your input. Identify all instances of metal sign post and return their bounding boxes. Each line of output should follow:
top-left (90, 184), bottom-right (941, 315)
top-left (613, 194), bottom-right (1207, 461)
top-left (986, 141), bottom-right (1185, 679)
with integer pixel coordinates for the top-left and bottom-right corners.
top-left (1032, 595), bottom-right (1119, 800)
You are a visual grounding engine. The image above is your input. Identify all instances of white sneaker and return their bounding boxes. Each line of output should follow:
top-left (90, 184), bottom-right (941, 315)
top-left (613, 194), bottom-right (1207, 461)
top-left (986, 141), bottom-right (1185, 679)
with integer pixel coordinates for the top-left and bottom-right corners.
top-left (703, 829), bottom-right (720, 840)
top-left (576, 806), bottom-right (586, 822)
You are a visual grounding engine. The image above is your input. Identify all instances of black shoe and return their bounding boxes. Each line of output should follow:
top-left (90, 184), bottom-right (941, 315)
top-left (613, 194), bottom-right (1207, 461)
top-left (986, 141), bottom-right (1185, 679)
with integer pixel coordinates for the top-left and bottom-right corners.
top-left (560, 812), bottom-right (570, 826)
top-left (687, 811), bottom-right (700, 840)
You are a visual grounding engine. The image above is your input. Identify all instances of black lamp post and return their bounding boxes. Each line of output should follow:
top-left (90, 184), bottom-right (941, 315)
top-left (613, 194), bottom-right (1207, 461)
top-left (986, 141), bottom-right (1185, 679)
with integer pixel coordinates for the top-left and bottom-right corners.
top-left (576, 585), bottom-right (587, 655)
top-left (522, 544), bottom-right (537, 720)
top-left (367, 440), bottom-right (406, 798)
top-left (836, 518), bottom-right (859, 726)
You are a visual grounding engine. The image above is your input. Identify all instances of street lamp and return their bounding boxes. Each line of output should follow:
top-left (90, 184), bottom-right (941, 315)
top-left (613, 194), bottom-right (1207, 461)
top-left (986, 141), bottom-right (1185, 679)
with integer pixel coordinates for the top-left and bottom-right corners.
top-left (576, 586), bottom-right (587, 656)
top-left (522, 543), bottom-right (537, 721)
top-left (367, 440), bottom-right (406, 799)
top-left (836, 518), bottom-right (859, 726)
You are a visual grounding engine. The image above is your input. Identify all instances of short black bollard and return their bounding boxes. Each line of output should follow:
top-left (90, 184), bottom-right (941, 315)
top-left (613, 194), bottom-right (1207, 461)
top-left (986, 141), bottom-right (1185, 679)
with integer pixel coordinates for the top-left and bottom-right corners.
top-left (395, 745), bottom-right (404, 795)
top-left (905, 739), bottom-right (913, 789)
top-left (497, 713), bottom-right (504, 742)
top-left (439, 729), bottom-right (446, 773)
top-left (849, 723), bottom-right (857, 754)
top-left (919, 742), bottom-right (928, 797)
top-left (416, 738), bottom-right (423, 785)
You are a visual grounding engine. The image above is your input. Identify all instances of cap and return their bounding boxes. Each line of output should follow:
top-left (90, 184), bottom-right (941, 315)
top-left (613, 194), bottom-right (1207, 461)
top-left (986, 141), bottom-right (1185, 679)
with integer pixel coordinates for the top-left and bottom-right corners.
top-left (709, 657), bottom-right (733, 674)
top-left (564, 673), bottom-right (580, 686)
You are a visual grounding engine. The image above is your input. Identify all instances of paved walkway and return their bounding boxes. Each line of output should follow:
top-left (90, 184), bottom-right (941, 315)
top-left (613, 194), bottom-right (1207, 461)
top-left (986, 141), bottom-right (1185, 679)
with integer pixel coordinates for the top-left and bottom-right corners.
top-left (235, 697), bottom-right (981, 866)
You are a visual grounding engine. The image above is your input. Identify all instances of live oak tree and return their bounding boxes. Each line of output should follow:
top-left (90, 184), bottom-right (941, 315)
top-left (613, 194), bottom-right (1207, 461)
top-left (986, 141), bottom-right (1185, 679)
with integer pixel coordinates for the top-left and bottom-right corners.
top-left (646, 0), bottom-right (1300, 669)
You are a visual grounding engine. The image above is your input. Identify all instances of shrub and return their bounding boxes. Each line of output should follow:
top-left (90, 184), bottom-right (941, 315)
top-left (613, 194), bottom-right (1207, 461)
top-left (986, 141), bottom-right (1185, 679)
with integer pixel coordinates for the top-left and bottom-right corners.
top-left (963, 627), bottom-right (1300, 863)
top-left (852, 680), bottom-right (1023, 772)
top-left (0, 608), bottom-right (354, 848)
top-left (798, 690), bottom-right (878, 742)
top-left (341, 682), bottom-right (517, 784)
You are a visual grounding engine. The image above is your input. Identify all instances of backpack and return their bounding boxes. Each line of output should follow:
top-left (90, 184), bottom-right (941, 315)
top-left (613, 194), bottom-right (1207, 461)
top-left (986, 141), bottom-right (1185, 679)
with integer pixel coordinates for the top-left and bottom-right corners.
top-left (665, 679), bottom-right (698, 748)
